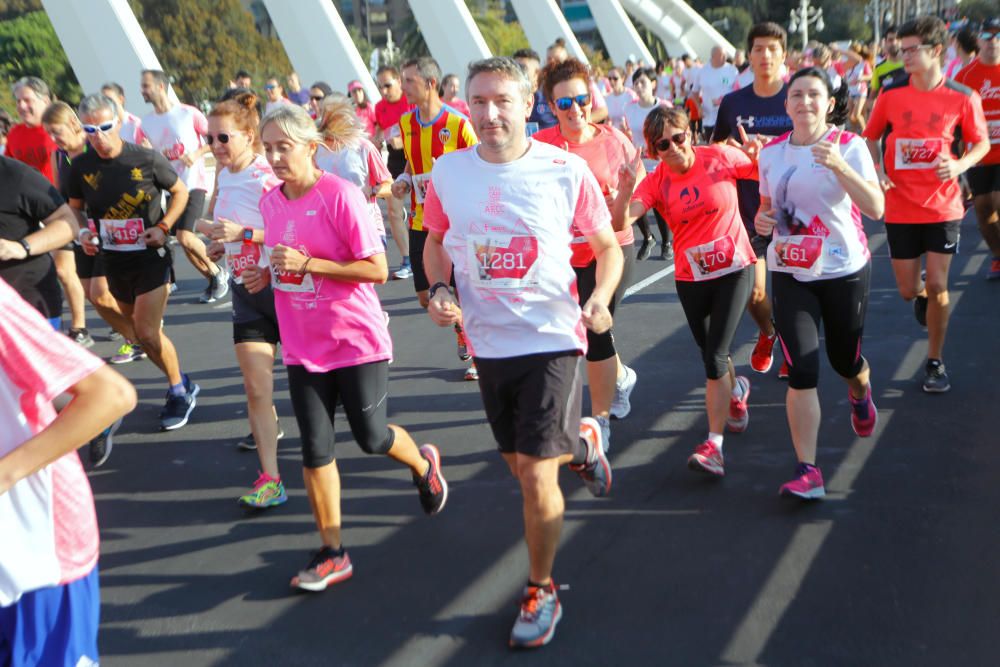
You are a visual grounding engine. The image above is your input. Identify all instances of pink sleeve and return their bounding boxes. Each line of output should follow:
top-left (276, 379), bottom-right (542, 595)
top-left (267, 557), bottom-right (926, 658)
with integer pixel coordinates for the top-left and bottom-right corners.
top-left (333, 182), bottom-right (383, 259)
top-left (721, 145), bottom-right (758, 180)
top-left (574, 169), bottom-right (612, 235)
top-left (0, 281), bottom-right (103, 405)
top-left (192, 108), bottom-right (209, 136)
top-left (363, 141), bottom-right (391, 186)
top-left (134, 126), bottom-right (147, 144)
top-left (632, 169), bottom-right (660, 211)
top-left (422, 182), bottom-right (450, 234)
top-left (862, 95), bottom-right (888, 141)
top-left (961, 92), bottom-right (988, 145)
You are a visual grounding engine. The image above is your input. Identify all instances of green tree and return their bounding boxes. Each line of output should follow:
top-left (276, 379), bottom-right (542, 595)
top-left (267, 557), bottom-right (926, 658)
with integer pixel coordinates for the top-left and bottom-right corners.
top-left (0, 10), bottom-right (81, 108)
top-left (703, 6), bottom-right (754, 52)
top-left (0, 0), bottom-right (42, 21)
top-left (955, 0), bottom-right (994, 23)
top-left (127, 0), bottom-right (291, 104)
top-left (469, 0), bottom-right (530, 57)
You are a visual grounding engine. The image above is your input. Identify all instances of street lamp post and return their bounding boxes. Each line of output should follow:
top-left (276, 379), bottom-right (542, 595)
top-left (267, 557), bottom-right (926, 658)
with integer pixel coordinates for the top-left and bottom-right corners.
top-left (789, 0), bottom-right (825, 49)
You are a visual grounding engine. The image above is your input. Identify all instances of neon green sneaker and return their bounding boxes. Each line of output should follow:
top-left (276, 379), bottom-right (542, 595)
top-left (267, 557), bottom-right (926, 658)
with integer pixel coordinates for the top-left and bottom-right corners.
top-left (238, 472), bottom-right (287, 509)
top-left (110, 342), bottom-right (146, 365)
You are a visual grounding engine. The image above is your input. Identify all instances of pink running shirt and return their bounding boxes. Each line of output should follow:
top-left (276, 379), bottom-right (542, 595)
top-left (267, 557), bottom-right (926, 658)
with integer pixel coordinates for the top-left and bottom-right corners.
top-left (259, 173), bottom-right (392, 372)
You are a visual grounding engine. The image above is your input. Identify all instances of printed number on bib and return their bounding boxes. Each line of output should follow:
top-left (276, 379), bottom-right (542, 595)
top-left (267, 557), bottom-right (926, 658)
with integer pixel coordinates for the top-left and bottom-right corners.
top-left (225, 242), bottom-right (263, 285)
top-left (894, 138), bottom-right (944, 170)
top-left (768, 235), bottom-right (824, 277)
top-left (100, 218), bottom-right (146, 252)
top-left (412, 173), bottom-right (431, 204)
top-left (263, 246), bottom-right (316, 294)
top-left (684, 236), bottom-right (744, 281)
top-left (467, 233), bottom-right (540, 288)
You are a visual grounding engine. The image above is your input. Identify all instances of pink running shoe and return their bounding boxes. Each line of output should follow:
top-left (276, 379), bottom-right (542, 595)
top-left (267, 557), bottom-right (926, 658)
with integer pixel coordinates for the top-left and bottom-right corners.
top-left (779, 463), bottom-right (825, 500)
top-left (726, 376), bottom-right (751, 433)
top-left (849, 385), bottom-right (878, 437)
top-left (687, 440), bottom-right (724, 476)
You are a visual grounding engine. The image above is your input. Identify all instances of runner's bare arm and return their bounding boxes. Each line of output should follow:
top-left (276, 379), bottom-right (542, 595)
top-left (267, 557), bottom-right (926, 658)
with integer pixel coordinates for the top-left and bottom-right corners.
top-left (582, 226), bottom-right (622, 334)
top-left (937, 137), bottom-right (990, 182)
top-left (0, 364), bottom-right (135, 496)
top-left (865, 138), bottom-right (895, 191)
top-left (270, 245), bottom-right (389, 284)
top-left (813, 130), bottom-right (884, 219)
top-left (424, 230), bottom-right (461, 327)
top-left (755, 196), bottom-right (777, 236)
top-left (0, 203), bottom-right (79, 261)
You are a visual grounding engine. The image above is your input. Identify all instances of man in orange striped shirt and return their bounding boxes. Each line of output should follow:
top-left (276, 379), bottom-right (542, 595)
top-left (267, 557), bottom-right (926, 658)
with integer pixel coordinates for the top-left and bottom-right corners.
top-left (391, 57), bottom-right (479, 378)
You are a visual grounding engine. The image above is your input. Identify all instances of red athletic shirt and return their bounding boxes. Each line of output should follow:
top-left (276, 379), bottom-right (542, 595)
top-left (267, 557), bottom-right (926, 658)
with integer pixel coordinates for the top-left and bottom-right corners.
top-left (862, 76), bottom-right (988, 223)
top-left (374, 95), bottom-right (411, 133)
top-left (5, 123), bottom-right (57, 185)
top-left (955, 59), bottom-right (1000, 166)
top-left (632, 144), bottom-right (757, 282)
top-left (533, 123), bottom-right (638, 264)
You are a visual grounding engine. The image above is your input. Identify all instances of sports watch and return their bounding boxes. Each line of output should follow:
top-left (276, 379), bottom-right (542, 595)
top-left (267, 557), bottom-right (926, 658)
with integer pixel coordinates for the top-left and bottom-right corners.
top-left (242, 227), bottom-right (254, 243)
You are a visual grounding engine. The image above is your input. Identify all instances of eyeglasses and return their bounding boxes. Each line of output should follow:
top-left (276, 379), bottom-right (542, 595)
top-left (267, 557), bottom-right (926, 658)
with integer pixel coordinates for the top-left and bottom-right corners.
top-left (554, 93), bottom-right (592, 111)
top-left (310, 94), bottom-right (325, 101)
top-left (82, 120), bottom-right (116, 135)
top-left (206, 132), bottom-right (242, 145)
top-left (899, 44), bottom-right (933, 57)
top-left (654, 132), bottom-right (688, 151)
top-left (608, 75), bottom-right (620, 81)
top-left (981, 31), bottom-right (1000, 41)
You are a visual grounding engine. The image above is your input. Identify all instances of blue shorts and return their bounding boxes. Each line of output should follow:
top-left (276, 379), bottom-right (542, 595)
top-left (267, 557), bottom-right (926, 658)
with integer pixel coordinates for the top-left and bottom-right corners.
top-left (0, 567), bottom-right (100, 667)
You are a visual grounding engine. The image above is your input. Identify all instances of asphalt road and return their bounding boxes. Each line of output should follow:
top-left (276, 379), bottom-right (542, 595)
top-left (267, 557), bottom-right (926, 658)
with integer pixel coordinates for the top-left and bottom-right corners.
top-left (83, 210), bottom-right (998, 667)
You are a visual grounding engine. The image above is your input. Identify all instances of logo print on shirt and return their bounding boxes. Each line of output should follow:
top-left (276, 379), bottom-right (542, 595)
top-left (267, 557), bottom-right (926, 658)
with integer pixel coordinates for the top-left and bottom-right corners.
top-left (679, 186), bottom-right (700, 207)
top-left (482, 186), bottom-right (505, 217)
top-left (130, 168), bottom-right (143, 182)
top-left (438, 127), bottom-right (452, 144)
top-left (979, 79), bottom-right (1000, 101)
top-left (83, 172), bottom-right (101, 190)
top-left (736, 115), bottom-right (756, 128)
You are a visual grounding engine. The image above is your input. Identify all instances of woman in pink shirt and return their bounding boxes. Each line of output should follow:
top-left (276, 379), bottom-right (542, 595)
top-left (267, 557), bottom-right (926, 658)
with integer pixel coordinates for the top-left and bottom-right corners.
top-left (439, 73), bottom-right (471, 117)
top-left (347, 80), bottom-right (377, 139)
top-left (244, 105), bottom-right (447, 592)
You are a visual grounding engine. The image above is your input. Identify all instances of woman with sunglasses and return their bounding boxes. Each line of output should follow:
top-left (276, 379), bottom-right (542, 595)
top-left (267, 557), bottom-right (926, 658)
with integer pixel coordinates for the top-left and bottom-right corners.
top-left (616, 107), bottom-right (762, 478)
top-left (533, 57), bottom-right (641, 449)
top-left (622, 67), bottom-right (674, 261)
top-left (315, 95), bottom-right (392, 247)
top-left (196, 92), bottom-right (287, 508)
top-left (307, 81), bottom-right (333, 120)
top-left (604, 67), bottom-right (638, 131)
top-left (241, 105), bottom-right (447, 591)
top-left (755, 67), bottom-right (884, 499)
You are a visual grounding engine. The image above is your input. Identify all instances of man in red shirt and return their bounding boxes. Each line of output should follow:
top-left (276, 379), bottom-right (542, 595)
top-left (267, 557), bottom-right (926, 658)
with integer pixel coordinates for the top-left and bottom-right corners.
top-left (7, 77), bottom-right (57, 184)
top-left (374, 66), bottom-right (413, 280)
top-left (863, 16), bottom-right (990, 393)
top-left (955, 18), bottom-right (1000, 280)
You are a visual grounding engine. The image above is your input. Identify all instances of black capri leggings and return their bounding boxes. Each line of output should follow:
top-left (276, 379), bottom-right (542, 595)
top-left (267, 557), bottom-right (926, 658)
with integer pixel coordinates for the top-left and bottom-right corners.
top-left (675, 265), bottom-right (754, 379)
top-left (574, 243), bottom-right (635, 362)
top-left (772, 263), bottom-right (871, 390)
top-left (287, 360), bottom-right (395, 468)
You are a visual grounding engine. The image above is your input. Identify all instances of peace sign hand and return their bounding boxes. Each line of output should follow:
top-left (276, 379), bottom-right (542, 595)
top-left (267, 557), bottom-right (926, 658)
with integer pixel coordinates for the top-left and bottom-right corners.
top-left (618, 144), bottom-right (644, 190)
top-left (735, 124), bottom-right (764, 162)
top-left (812, 127), bottom-right (848, 174)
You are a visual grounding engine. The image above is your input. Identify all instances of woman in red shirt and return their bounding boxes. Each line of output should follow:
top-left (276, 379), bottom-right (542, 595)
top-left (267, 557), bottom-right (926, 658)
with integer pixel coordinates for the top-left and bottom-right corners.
top-left (617, 107), bottom-right (762, 477)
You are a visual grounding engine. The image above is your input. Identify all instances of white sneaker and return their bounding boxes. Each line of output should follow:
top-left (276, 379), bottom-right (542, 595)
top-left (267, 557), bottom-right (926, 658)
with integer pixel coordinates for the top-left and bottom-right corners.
top-left (596, 415), bottom-right (611, 453)
top-left (609, 365), bottom-right (636, 419)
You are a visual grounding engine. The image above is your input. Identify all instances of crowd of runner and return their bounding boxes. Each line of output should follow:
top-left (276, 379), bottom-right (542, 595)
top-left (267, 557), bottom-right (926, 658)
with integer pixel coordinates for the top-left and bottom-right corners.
top-left (1, 12), bottom-right (997, 662)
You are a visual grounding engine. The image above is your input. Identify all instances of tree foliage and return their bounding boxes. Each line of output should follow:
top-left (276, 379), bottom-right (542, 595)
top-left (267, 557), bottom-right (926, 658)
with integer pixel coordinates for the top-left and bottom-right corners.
top-left (703, 6), bottom-right (754, 52)
top-left (126, 0), bottom-right (291, 104)
top-left (0, 10), bottom-right (80, 112)
top-left (470, 0), bottom-right (530, 57)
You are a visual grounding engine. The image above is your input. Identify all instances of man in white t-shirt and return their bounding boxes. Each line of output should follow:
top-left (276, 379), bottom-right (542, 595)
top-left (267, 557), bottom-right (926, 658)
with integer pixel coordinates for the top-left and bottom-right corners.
top-left (422, 56), bottom-right (621, 650)
top-left (693, 46), bottom-right (739, 138)
top-left (0, 277), bottom-right (136, 666)
top-left (139, 69), bottom-right (228, 304)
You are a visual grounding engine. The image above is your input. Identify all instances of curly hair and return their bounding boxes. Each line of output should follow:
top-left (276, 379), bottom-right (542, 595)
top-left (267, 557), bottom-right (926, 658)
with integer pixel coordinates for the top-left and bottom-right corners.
top-left (539, 57), bottom-right (591, 106)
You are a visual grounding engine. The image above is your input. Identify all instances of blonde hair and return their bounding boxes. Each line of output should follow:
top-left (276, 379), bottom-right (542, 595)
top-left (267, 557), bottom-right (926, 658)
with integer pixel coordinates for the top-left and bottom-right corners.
top-left (260, 104), bottom-right (322, 146)
top-left (316, 94), bottom-right (363, 150)
top-left (42, 101), bottom-right (81, 130)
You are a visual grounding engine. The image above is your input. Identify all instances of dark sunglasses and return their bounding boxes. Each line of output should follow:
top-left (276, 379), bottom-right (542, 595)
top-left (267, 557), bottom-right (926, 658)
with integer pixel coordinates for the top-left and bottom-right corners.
top-left (554, 93), bottom-right (592, 111)
top-left (310, 94), bottom-right (325, 101)
top-left (608, 75), bottom-right (620, 81)
top-left (379, 83), bottom-right (394, 90)
top-left (82, 120), bottom-right (116, 135)
top-left (206, 132), bottom-right (241, 145)
top-left (264, 84), bottom-right (277, 90)
top-left (654, 132), bottom-right (688, 151)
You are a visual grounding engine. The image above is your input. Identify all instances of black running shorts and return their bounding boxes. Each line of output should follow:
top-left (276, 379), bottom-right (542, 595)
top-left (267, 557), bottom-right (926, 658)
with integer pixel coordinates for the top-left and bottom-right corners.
top-left (884, 221), bottom-right (960, 259)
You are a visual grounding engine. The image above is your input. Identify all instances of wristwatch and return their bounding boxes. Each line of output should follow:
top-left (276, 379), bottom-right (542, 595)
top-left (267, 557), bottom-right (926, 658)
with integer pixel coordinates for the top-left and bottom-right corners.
top-left (428, 281), bottom-right (450, 298)
top-left (242, 227), bottom-right (254, 243)
top-left (17, 238), bottom-right (31, 258)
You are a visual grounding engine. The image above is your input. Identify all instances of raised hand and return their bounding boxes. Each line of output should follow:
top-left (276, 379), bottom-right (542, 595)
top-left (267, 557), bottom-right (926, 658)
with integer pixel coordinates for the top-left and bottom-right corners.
top-left (812, 127), bottom-right (849, 174)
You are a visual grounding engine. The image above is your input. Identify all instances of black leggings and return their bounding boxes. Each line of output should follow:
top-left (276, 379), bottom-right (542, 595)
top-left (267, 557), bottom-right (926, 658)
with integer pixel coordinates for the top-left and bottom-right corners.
top-left (287, 361), bottom-right (395, 468)
top-left (675, 265), bottom-right (754, 379)
top-left (574, 245), bottom-right (635, 362)
top-left (772, 263), bottom-right (870, 390)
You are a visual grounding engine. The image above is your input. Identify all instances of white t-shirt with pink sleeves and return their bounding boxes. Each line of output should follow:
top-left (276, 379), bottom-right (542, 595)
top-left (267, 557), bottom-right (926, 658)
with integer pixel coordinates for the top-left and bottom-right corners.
top-left (314, 138), bottom-right (392, 237)
top-left (120, 111), bottom-right (144, 145)
top-left (138, 104), bottom-right (212, 191)
top-left (259, 173), bottom-right (392, 372)
top-left (758, 129), bottom-right (877, 281)
top-left (0, 279), bottom-right (104, 606)
top-left (215, 154), bottom-right (281, 285)
top-left (422, 140), bottom-right (612, 360)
